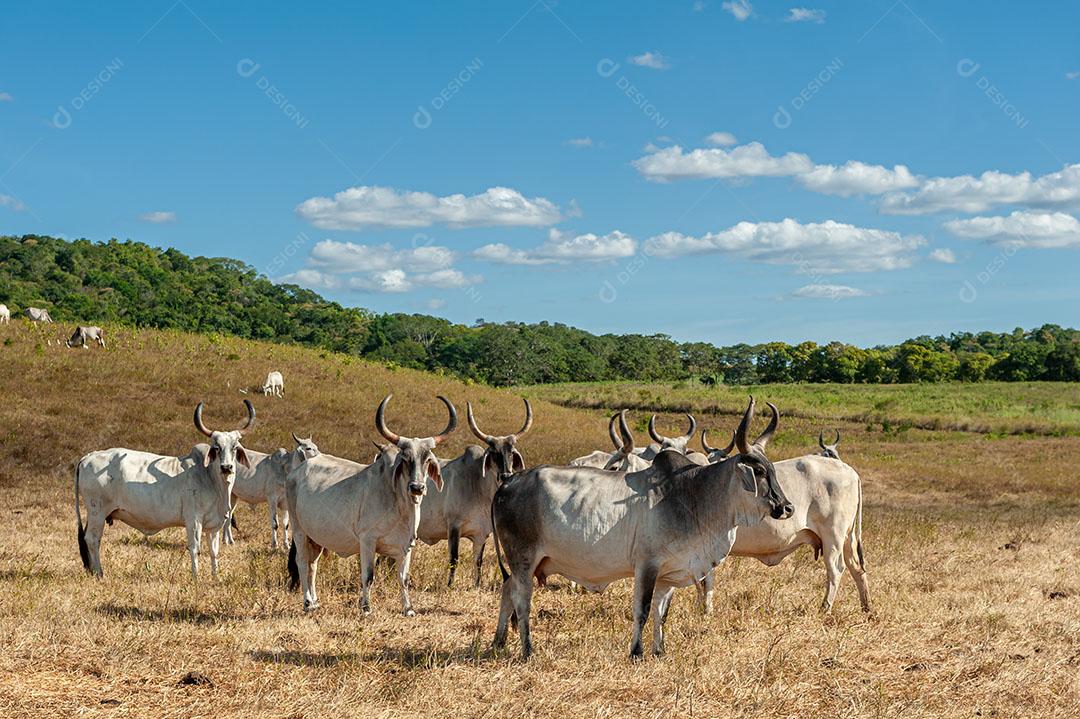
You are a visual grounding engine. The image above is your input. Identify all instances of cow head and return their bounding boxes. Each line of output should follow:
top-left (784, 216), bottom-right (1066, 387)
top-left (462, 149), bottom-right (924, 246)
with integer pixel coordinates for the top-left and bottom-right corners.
top-left (290, 432), bottom-right (320, 468)
top-left (701, 428), bottom-right (737, 463)
top-left (648, 412), bottom-right (697, 454)
top-left (731, 397), bottom-right (792, 521)
top-left (604, 410), bottom-right (645, 471)
top-left (194, 400), bottom-right (256, 480)
top-left (466, 399), bottom-right (532, 482)
top-left (819, 429), bottom-right (841, 459)
top-left (376, 394), bottom-right (457, 503)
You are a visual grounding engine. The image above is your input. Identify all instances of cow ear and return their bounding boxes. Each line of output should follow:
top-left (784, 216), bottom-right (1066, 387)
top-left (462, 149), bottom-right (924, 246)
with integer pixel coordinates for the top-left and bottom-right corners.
top-left (482, 452), bottom-right (494, 478)
top-left (427, 458), bottom-right (444, 491)
top-left (236, 446), bottom-right (250, 469)
top-left (737, 464), bottom-right (758, 495)
top-left (511, 449), bottom-right (525, 473)
top-left (204, 446), bottom-right (218, 468)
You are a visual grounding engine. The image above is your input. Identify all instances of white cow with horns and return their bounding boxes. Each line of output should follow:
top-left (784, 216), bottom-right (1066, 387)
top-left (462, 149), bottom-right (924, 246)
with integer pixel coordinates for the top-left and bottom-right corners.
top-left (74, 400), bottom-right (256, 579)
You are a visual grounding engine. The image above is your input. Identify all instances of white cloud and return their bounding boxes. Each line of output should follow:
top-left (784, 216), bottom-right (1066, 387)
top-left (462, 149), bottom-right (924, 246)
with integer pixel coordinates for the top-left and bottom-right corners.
top-left (798, 161), bottom-right (919, 196)
top-left (644, 218), bottom-right (925, 274)
top-left (295, 185), bottom-right (563, 230)
top-left (0, 92), bottom-right (13, 102)
top-left (881, 165), bottom-right (1080, 215)
top-left (705, 131), bottom-right (738, 146)
top-left (633, 142), bottom-right (813, 182)
top-left (785, 7), bottom-right (825, 23)
top-left (283, 240), bottom-right (482, 294)
top-left (928, 248), bottom-right (957, 263)
top-left (139, 211), bottom-right (176, 223)
top-left (722, 0), bottom-right (752, 20)
top-left (1067, 71), bottom-right (1080, 81)
top-left (792, 284), bottom-right (869, 299)
top-left (423, 298), bottom-right (447, 311)
top-left (0, 194), bottom-right (26, 211)
top-left (693, 1), bottom-right (707, 11)
top-left (943, 210), bottom-right (1080, 249)
top-left (629, 52), bottom-right (671, 70)
top-left (565, 137), bottom-right (594, 148)
top-left (473, 229), bottom-right (637, 266)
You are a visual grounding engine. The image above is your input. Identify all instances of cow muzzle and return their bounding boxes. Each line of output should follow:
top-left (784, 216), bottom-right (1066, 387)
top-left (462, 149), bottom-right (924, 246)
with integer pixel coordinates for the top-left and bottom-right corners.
top-left (770, 502), bottom-right (794, 520)
top-left (408, 482), bottom-right (425, 497)
top-left (220, 465), bottom-right (234, 477)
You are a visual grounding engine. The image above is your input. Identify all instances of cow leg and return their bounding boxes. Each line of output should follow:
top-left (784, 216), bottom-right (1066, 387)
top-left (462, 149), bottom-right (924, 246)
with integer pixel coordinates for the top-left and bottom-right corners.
top-left (280, 502), bottom-right (290, 549)
top-left (821, 540), bottom-right (846, 611)
top-left (472, 534), bottom-right (487, 588)
top-left (630, 564), bottom-right (659, 660)
top-left (83, 510), bottom-right (107, 578)
top-left (493, 576), bottom-right (515, 650)
top-left (446, 525), bottom-right (461, 587)
top-left (223, 495), bottom-right (236, 545)
top-left (695, 570), bottom-right (715, 615)
top-left (397, 547), bottom-right (416, 617)
top-left (844, 539), bottom-right (871, 612)
top-left (267, 499), bottom-right (279, 551)
top-left (358, 542), bottom-right (377, 615)
top-left (651, 585), bottom-right (676, 656)
top-left (186, 522), bottom-right (203, 580)
top-left (209, 528), bottom-right (221, 578)
top-left (509, 570), bottom-right (535, 659)
top-left (295, 534), bottom-right (323, 611)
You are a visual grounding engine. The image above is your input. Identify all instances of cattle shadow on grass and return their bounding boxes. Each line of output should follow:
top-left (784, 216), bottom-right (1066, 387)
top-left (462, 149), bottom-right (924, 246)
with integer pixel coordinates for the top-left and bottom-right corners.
top-left (96, 603), bottom-right (239, 625)
top-left (364, 642), bottom-right (497, 669)
top-left (248, 649), bottom-right (357, 667)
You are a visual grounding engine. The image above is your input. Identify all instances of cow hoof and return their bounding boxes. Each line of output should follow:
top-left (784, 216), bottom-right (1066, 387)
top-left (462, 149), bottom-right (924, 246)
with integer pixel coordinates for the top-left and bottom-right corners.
top-left (361, 606), bottom-right (372, 616)
top-left (303, 601), bottom-right (319, 613)
top-left (404, 608), bottom-right (416, 617)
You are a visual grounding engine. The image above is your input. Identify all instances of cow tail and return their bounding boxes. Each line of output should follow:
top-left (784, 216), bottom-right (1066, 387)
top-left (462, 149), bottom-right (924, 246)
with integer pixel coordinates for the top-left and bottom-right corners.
top-left (287, 540), bottom-right (300, 591)
top-left (490, 497), bottom-right (509, 581)
top-left (854, 470), bottom-right (865, 570)
top-left (75, 460), bottom-right (90, 572)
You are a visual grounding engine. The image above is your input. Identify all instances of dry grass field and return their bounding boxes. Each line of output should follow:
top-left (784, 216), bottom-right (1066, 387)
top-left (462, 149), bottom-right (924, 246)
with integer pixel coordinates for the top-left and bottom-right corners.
top-left (1, 322), bottom-right (1078, 718)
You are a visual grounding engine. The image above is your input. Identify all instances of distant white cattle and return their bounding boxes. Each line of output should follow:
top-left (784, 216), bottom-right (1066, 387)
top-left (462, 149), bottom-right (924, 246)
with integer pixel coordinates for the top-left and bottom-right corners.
top-left (0, 304), bottom-right (9, 324)
top-left (67, 325), bottom-right (106, 349)
top-left (262, 371), bottom-right (284, 397)
top-left (25, 307), bottom-right (53, 323)
top-left (74, 401), bottom-right (257, 579)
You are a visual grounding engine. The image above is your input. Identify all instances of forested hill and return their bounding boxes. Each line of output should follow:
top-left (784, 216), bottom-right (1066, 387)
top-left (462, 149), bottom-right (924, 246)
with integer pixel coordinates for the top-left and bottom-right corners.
top-left (2, 233), bottom-right (1078, 385)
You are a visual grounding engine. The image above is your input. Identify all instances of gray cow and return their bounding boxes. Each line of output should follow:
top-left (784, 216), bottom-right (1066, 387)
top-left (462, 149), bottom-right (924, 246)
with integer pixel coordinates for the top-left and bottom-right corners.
top-left (418, 399), bottom-right (533, 587)
top-left (223, 447), bottom-right (291, 550)
top-left (491, 398), bottom-right (793, 659)
top-left (0, 304), bottom-right (9, 324)
top-left (74, 401), bottom-right (256, 579)
top-left (25, 307), bottom-right (53, 323)
top-left (286, 395), bottom-right (457, 615)
top-left (818, 429), bottom-right (841, 459)
top-left (67, 325), bottom-right (106, 348)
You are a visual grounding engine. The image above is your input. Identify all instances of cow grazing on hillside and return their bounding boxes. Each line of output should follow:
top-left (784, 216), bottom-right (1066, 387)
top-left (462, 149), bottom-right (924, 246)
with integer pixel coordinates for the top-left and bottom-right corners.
top-left (25, 307), bottom-right (53, 323)
top-left (74, 401), bottom-right (256, 579)
top-left (0, 304), bottom-right (9, 324)
top-left (491, 398), bottom-right (794, 659)
top-left (67, 325), bottom-right (106, 349)
top-left (263, 371), bottom-right (284, 397)
top-left (286, 394), bottom-right (457, 615)
top-left (418, 399), bottom-right (533, 587)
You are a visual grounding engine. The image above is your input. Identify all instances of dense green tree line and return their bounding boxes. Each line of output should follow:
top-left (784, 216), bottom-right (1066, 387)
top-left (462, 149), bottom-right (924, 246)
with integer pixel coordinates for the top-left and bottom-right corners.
top-left (2, 234), bottom-right (1078, 385)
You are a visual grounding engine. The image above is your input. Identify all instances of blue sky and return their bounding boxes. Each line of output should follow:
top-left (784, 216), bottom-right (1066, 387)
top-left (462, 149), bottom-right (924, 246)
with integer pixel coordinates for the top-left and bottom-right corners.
top-left (2, 1), bottom-right (1078, 346)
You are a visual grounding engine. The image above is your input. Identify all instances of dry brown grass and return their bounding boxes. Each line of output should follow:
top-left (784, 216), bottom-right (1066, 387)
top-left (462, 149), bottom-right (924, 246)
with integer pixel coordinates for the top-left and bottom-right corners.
top-left (1, 323), bottom-right (1079, 718)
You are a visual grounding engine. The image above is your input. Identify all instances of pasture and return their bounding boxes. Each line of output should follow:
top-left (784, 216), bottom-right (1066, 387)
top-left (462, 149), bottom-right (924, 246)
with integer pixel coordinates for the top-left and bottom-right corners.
top-left (1, 323), bottom-right (1078, 717)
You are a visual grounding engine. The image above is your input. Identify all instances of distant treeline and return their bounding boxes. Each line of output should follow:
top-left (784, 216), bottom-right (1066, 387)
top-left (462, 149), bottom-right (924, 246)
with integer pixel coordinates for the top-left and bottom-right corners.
top-left (2, 234), bottom-right (1078, 385)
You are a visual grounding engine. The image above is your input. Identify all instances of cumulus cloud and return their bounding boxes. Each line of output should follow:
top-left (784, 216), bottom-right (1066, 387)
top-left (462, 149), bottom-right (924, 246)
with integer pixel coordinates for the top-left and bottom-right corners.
top-left (943, 210), bottom-right (1080, 248)
top-left (644, 218), bottom-right (925, 274)
top-left (722, 0), bottom-right (752, 20)
top-left (785, 7), bottom-right (825, 23)
top-left (473, 229), bottom-right (637, 266)
top-left (629, 52), bottom-right (671, 70)
top-left (139, 211), bottom-right (176, 223)
top-left (283, 240), bottom-right (482, 294)
top-left (633, 142), bottom-right (813, 182)
top-left (1067, 71), bottom-right (1080, 81)
top-left (928, 248), bottom-right (957, 263)
top-left (423, 298), bottom-right (447, 311)
top-left (0, 194), bottom-right (26, 211)
top-left (565, 137), bottom-right (594, 148)
top-left (295, 185), bottom-right (563, 230)
top-left (705, 131), bottom-right (738, 146)
top-left (880, 165), bottom-right (1080, 215)
top-left (0, 92), bottom-right (13, 102)
top-left (791, 284), bottom-right (869, 299)
top-left (797, 161), bottom-right (919, 196)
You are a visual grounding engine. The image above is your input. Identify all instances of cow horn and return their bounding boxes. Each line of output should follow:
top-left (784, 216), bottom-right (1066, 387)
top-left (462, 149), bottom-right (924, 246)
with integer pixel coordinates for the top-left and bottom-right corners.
top-left (608, 412), bottom-right (622, 450)
top-left (735, 396), bottom-right (755, 455)
top-left (754, 402), bottom-right (779, 449)
top-left (517, 398), bottom-right (534, 436)
top-left (432, 395), bottom-right (458, 445)
top-left (647, 415), bottom-right (665, 443)
top-left (237, 399), bottom-right (256, 433)
top-left (375, 394), bottom-right (401, 444)
top-left (833, 429), bottom-right (841, 446)
top-left (701, 429), bottom-right (717, 453)
top-left (721, 429), bottom-right (737, 457)
top-left (679, 413), bottom-right (697, 443)
top-left (193, 402), bottom-right (213, 438)
top-left (292, 432), bottom-right (303, 445)
top-left (819, 430), bottom-right (827, 450)
top-left (618, 410), bottom-right (635, 453)
top-left (467, 402), bottom-right (495, 443)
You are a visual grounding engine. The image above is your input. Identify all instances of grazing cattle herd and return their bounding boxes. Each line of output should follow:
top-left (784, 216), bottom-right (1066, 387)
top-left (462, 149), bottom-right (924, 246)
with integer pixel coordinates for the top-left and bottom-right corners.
top-left (69, 369), bottom-right (868, 659)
